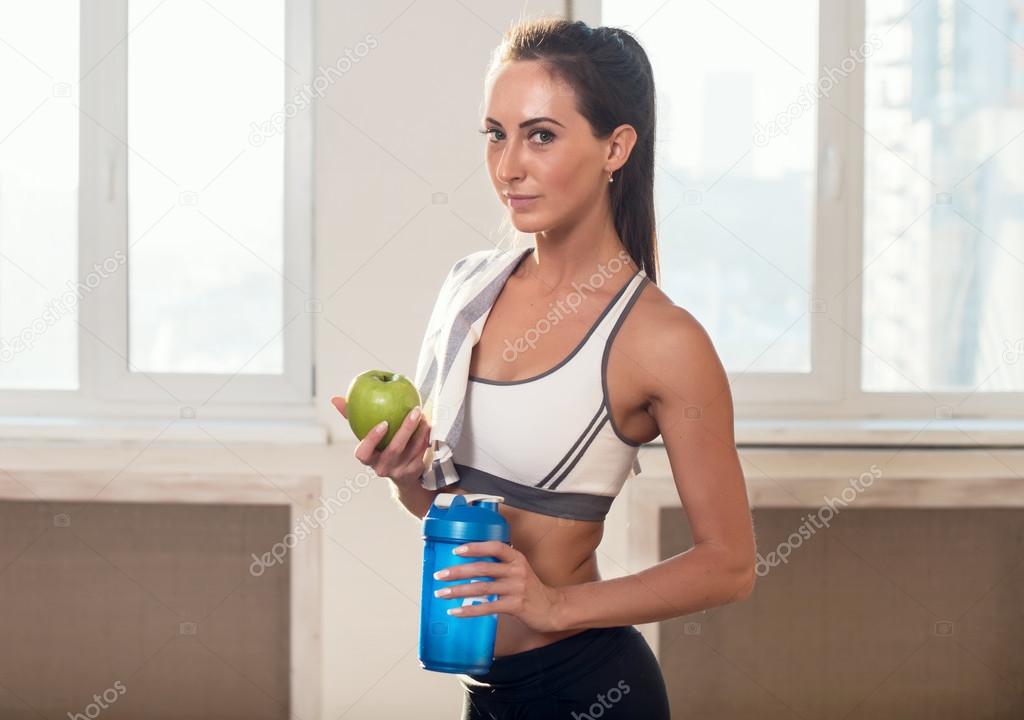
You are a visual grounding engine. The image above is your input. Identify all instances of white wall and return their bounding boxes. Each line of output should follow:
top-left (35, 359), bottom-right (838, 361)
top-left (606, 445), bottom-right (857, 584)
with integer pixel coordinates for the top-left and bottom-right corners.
top-left (313, 2), bottom-right (574, 717)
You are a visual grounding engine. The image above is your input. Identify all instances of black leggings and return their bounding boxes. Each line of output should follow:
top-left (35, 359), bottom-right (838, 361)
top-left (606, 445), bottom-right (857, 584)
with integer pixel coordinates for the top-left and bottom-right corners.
top-left (458, 625), bottom-right (670, 719)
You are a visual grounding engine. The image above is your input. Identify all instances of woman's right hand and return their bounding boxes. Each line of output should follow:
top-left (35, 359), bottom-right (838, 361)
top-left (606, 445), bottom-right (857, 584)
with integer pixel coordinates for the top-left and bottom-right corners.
top-left (331, 396), bottom-right (433, 484)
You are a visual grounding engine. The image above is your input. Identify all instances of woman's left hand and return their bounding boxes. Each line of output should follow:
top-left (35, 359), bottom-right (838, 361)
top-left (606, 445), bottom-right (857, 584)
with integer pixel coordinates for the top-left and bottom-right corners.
top-left (433, 540), bottom-right (566, 633)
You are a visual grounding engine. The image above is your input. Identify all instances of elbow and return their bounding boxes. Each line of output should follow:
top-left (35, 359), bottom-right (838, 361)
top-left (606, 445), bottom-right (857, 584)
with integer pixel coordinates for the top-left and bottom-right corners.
top-left (727, 561), bottom-right (756, 603)
top-left (701, 542), bottom-right (757, 604)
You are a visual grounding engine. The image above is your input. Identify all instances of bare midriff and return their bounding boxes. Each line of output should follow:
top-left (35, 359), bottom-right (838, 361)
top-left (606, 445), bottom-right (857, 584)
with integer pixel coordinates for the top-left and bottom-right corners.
top-left (439, 485), bottom-right (604, 657)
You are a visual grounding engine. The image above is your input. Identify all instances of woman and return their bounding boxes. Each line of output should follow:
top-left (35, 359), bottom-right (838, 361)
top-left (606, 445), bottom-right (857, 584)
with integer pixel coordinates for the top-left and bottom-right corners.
top-left (333, 17), bottom-right (756, 720)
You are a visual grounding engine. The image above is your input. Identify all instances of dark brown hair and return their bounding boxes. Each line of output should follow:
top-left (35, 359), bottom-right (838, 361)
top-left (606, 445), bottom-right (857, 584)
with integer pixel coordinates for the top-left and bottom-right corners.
top-left (489, 17), bottom-right (660, 284)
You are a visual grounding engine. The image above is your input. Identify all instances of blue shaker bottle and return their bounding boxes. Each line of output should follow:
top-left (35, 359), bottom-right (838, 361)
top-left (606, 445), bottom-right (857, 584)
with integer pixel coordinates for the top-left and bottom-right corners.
top-left (419, 493), bottom-right (509, 674)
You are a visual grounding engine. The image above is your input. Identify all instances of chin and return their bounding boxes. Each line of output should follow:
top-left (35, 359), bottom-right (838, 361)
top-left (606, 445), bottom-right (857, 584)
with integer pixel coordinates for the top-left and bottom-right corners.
top-left (507, 214), bottom-right (549, 233)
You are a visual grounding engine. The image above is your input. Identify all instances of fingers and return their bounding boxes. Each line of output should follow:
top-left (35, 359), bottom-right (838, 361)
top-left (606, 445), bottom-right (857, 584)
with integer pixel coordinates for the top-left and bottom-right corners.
top-left (336, 395), bottom-right (387, 467)
top-left (353, 420), bottom-right (389, 465)
top-left (448, 596), bottom-right (517, 618)
top-left (434, 579), bottom-right (515, 600)
top-left (451, 541), bottom-right (517, 562)
top-left (330, 396), bottom-right (347, 418)
top-left (382, 418), bottom-right (432, 481)
top-left (351, 406), bottom-right (428, 476)
top-left (377, 406), bottom-right (423, 465)
top-left (434, 560), bottom-right (514, 581)
top-left (406, 417), bottom-right (431, 461)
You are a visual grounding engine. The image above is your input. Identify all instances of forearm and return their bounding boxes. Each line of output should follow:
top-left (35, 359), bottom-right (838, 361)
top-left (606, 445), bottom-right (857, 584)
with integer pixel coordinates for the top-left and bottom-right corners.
top-left (389, 475), bottom-right (438, 521)
top-left (387, 440), bottom-right (447, 521)
top-left (555, 543), bottom-right (755, 632)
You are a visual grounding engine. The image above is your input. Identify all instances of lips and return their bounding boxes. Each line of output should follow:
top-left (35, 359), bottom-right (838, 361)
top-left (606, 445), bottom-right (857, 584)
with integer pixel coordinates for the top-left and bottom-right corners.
top-left (505, 194), bottom-right (539, 210)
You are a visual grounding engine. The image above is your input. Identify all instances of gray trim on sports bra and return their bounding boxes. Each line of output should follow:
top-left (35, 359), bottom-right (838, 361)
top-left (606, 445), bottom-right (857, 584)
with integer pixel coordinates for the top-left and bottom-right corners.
top-left (451, 463), bottom-right (614, 522)
top-left (468, 265), bottom-right (643, 386)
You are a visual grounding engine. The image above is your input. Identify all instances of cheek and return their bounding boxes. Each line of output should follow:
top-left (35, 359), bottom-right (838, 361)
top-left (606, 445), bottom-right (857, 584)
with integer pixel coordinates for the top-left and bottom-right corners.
top-left (541, 150), bottom-right (594, 203)
top-left (533, 148), bottom-right (582, 192)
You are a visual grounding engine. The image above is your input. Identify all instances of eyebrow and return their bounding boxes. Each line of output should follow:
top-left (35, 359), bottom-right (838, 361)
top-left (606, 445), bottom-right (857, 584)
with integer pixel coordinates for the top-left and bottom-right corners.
top-left (484, 116), bottom-right (566, 129)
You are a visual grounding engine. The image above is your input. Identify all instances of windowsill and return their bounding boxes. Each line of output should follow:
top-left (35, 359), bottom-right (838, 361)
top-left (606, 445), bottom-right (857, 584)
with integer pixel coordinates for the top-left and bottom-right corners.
top-left (651, 418), bottom-right (1024, 448)
top-left (0, 416), bottom-right (329, 446)
top-left (0, 416), bottom-right (1020, 449)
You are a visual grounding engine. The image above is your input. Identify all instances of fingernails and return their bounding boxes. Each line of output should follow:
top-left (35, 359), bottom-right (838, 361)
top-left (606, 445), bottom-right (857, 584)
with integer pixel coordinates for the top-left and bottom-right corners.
top-left (434, 587), bottom-right (451, 597)
top-left (409, 406), bottom-right (421, 423)
top-left (433, 569), bottom-right (450, 579)
top-left (375, 420), bottom-right (389, 433)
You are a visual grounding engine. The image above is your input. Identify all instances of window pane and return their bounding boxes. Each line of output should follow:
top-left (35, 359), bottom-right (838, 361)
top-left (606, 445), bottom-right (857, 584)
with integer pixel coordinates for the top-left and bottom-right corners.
top-left (602, 0), bottom-right (818, 372)
top-left (863, 1), bottom-right (1024, 393)
top-left (128, 0), bottom-right (285, 374)
top-left (0, 2), bottom-right (79, 389)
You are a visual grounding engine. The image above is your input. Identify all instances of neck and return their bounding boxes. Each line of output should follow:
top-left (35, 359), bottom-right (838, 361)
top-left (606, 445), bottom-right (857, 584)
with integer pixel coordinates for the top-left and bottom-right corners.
top-left (523, 207), bottom-right (637, 297)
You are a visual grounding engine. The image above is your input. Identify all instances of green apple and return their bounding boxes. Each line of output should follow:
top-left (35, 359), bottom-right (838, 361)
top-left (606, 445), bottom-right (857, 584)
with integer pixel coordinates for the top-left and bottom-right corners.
top-left (346, 370), bottom-right (422, 451)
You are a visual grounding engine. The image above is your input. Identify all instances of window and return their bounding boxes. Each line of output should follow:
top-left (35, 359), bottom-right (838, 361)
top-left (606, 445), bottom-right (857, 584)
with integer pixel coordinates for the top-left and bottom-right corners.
top-left (585, 0), bottom-right (1024, 420)
top-left (127, 0), bottom-right (286, 376)
top-left (604, 0), bottom-right (819, 377)
top-left (862, 0), bottom-right (1024, 397)
top-left (0, 1), bottom-right (80, 390)
top-left (0, 0), bottom-right (313, 420)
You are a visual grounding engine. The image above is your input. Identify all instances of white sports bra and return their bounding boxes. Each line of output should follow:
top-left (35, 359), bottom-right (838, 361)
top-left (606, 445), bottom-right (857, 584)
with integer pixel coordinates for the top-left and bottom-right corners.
top-left (450, 256), bottom-right (651, 522)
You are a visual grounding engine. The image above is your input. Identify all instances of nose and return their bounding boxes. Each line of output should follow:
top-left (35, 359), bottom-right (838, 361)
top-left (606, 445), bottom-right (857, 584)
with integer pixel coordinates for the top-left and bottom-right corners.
top-left (495, 140), bottom-right (524, 184)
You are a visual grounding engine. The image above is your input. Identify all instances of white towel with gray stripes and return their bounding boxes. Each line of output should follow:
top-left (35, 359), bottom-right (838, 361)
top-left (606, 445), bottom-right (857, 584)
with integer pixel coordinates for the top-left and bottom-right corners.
top-left (414, 245), bottom-right (533, 491)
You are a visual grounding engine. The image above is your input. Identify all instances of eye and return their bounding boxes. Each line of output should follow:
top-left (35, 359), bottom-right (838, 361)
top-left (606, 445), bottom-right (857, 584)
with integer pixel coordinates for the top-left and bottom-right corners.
top-left (477, 128), bottom-right (556, 145)
top-left (529, 129), bottom-right (555, 145)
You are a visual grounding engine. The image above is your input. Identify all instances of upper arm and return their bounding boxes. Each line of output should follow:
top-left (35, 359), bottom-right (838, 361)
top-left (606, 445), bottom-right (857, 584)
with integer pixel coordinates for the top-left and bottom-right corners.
top-left (643, 305), bottom-right (756, 575)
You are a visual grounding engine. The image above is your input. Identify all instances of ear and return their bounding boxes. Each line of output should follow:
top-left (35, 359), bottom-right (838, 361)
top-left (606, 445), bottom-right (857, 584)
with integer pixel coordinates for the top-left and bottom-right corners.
top-left (605, 123), bottom-right (639, 173)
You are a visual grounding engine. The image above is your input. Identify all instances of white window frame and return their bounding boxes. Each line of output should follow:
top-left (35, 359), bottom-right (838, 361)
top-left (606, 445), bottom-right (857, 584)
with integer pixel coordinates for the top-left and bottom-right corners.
top-left (579, 0), bottom-right (1024, 424)
top-left (0, 0), bottom-right (315, 423)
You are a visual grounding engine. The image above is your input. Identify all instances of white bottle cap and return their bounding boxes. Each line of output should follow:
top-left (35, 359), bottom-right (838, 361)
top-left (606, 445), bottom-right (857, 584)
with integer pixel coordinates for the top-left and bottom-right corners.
top-left (432, 493), bottom-right (505, 509)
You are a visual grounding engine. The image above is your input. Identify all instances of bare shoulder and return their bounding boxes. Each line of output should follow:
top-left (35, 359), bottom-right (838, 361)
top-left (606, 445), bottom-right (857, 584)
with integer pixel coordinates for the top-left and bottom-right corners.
top-left (618, 279), bottom-right (730, 409)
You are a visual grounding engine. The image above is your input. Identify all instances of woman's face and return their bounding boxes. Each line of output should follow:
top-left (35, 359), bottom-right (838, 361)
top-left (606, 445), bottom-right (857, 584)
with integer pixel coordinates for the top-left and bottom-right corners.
top-left (481, 60), bottom-right (611, 234)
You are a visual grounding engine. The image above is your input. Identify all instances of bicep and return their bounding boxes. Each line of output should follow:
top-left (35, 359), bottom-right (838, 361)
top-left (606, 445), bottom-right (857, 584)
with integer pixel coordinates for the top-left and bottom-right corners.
top-left (645, 309), bottom-right (754, 563)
